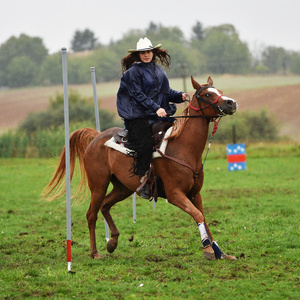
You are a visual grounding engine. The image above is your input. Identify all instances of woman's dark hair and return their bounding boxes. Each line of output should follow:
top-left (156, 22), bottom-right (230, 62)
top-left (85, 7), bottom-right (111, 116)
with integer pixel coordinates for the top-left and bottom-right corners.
top-left (121, 48), bottom-right (170, 73)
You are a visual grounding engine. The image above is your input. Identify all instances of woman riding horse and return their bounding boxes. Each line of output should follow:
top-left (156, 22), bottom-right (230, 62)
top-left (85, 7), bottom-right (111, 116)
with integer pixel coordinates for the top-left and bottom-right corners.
top-left (117, 37), bottom-right (187, 199)
top-left (42, 76), bottom-right (237, 261)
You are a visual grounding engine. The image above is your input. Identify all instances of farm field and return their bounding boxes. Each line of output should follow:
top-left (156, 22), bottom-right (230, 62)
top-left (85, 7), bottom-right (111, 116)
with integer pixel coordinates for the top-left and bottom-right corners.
top-left (0, 75), bottom-right (300, 140)
top-left (0, 144), bottom-right (299, 299)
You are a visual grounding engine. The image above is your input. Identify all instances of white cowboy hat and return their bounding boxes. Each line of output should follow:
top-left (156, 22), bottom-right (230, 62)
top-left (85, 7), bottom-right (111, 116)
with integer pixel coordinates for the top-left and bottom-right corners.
top-left (128, 37), bottom-right (162, 53)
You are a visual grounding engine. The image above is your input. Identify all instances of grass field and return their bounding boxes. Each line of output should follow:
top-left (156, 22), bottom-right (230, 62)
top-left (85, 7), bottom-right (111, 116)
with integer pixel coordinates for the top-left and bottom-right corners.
top-left (0, 143), bottom-right (299, 299)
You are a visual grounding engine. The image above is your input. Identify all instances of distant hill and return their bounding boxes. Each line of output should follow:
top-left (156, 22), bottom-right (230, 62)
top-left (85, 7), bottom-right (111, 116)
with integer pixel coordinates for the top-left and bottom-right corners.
top-left (0, 80), bottom-right (299, 140)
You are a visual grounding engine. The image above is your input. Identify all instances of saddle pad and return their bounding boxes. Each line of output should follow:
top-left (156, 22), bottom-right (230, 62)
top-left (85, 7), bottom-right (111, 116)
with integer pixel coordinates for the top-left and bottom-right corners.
top-left (104, 126), bottom-right (173, 159)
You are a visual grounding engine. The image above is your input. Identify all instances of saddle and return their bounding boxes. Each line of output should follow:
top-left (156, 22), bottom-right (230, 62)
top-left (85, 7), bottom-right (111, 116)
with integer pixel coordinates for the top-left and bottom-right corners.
top-left (113, 121), bottom-right (173, 149)
top-left (113, 121), bottom-right (173, 201)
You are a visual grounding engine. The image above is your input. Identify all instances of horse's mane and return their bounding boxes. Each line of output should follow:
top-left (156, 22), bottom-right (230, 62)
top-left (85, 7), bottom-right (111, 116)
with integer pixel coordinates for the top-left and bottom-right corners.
top-left (168, 106), bottom-right (190, 140)
top-left (168, 82), bottom-right (213, 140)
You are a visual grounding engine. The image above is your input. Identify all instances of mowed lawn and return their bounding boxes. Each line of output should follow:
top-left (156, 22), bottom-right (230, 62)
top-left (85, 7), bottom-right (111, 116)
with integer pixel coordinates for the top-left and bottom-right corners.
top-left (0, 143), bottom-right (299, 299)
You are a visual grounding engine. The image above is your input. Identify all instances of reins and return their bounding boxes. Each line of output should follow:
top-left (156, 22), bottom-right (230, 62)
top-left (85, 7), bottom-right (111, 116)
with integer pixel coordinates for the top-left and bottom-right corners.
top-left (156, 86), bottom-right (225, 198)
top-left (156, 117), bottom-right (221, 179)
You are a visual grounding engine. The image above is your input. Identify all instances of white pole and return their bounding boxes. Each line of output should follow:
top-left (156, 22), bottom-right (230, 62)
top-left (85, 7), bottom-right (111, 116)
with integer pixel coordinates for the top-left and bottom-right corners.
top-left (132, 192), bottom-right (136, 223)
top-left (61, 48), bottom-right (72, 272)
top-left (90, 67), bottom-right (110, 242)
top-left (90, 67), bottom-right (101, 131)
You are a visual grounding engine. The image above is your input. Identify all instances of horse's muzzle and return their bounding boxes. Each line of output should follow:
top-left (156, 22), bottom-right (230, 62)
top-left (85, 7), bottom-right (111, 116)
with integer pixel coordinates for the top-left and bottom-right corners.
top-left (221, 98), bottom-right (237, 115)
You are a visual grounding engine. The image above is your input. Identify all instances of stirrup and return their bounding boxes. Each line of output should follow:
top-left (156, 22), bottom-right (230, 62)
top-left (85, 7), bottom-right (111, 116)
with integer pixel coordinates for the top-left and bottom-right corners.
top-left (136, 173), bottom-right (151, 199)
top-left (139, 173), bottom-right (148, 184)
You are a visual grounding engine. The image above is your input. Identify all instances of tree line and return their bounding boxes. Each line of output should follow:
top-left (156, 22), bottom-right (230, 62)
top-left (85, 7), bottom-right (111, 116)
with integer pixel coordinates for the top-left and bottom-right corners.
top-left (1, 22), bottom-right (300, 88)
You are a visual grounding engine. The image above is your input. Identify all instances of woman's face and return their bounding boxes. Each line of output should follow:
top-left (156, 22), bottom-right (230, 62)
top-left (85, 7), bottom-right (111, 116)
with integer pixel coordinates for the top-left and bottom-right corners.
top-left (139, 50), bottom-right (153, 63)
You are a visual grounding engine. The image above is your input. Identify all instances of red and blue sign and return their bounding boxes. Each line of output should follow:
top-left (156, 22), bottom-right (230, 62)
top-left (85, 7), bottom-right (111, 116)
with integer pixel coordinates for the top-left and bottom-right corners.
top-left (226, 143), bottom-right (246, 171)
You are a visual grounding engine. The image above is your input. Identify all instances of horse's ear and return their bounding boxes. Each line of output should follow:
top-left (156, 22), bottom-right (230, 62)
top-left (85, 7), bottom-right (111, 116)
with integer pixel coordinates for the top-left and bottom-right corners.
top-left (207, 76), bottom-right (213, 86)
top-left (191, 76), bottom-right (201, 90)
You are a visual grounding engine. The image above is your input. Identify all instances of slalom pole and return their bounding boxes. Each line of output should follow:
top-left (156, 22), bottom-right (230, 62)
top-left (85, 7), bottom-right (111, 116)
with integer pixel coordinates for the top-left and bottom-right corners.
top-left (90, 67), bottom-right (110, 242)
top-left (132, 192), bottom-right (136, 223)
top-left (90, 67), bottom-right (101, 131)
top-left (61, 48), bottom-right (72, 272)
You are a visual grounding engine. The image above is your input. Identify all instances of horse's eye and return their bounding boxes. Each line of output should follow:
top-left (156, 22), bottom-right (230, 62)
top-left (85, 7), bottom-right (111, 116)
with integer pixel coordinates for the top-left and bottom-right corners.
top-left (205, 93), bottom-right (210, 97)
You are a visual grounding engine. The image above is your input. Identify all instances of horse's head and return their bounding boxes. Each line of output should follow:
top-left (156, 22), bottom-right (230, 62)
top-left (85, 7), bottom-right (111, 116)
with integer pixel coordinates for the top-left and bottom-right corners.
top-left (190, 76), bottom-right (237, 117)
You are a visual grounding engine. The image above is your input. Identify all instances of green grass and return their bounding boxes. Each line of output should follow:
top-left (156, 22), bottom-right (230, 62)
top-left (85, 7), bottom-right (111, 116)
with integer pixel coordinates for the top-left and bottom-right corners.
top-left (0, 143), bottom-right (299, 299)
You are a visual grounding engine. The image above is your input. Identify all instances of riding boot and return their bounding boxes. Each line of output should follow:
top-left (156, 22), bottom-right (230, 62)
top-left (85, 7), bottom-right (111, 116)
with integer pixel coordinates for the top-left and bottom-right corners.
top-left (136, 172), bottom-right (151, 200)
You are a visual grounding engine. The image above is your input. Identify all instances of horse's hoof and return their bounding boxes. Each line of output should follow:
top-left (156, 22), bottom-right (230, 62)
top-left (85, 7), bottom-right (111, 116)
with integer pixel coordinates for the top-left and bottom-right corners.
top-left (92, 252), bottom-right (103, 259)
top-left (221, 253), bottom-right (237, 260)
top-left (107, 239), bottom-right (117, 253)
top-left (203, 251), bottom-right (216, 260)
top-left (203, 247), bottom-right (215, 260)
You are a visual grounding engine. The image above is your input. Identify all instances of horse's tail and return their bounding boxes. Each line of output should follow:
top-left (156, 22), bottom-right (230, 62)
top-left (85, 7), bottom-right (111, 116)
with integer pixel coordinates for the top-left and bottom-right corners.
top-left (41, 127), bottom-right (99, 202)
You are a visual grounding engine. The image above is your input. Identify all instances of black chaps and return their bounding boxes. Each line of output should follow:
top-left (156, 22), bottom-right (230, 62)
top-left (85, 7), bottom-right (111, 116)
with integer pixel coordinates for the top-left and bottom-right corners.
top-left (125, 118), bottom-right (153, 176)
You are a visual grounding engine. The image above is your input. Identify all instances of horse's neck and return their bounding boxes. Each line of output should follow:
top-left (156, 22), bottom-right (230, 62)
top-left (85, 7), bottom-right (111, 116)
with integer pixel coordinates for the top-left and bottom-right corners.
top-left (173, 118), bottom-right (210, 165)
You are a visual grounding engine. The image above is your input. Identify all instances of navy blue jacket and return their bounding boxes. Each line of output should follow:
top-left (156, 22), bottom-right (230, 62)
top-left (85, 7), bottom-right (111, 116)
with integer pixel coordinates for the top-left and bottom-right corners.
top-left (117, 61), bottom-right (183, 120)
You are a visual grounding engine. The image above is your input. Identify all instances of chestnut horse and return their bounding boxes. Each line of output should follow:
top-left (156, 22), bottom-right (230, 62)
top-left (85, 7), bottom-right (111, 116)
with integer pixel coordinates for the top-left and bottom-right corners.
top-left (43, 76), bottom-right (237, 260)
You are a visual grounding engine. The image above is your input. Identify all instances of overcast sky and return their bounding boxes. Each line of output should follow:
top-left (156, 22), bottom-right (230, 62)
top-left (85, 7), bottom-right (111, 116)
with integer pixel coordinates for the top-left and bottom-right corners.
top-left (1, 0), bottom-right (299, 54)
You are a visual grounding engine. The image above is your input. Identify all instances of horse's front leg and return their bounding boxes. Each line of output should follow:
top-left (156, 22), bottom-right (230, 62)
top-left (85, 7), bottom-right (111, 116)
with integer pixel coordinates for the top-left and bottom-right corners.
top-left (166, 191), bottom-right (215, 258)
top-left (193, 193), bottom-right (237, 260)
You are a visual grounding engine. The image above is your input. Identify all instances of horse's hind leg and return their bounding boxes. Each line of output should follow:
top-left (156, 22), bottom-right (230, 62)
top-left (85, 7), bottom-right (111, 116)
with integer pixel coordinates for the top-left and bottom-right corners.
top-left (86, 185), bottom-right (131, 258)
top-left (86, 188), bottom-right (108, 259)
top-left (100, 180), bottom-right (133, 254)
top-left (86, 177), bottom-right (133, 258)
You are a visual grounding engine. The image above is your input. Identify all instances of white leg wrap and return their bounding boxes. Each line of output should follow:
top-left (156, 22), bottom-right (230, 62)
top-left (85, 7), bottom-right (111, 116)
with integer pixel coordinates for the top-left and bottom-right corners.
top-left (198, 223), bottom-right (211, 247)
top-left (198, 223), bottom-right (209, 240)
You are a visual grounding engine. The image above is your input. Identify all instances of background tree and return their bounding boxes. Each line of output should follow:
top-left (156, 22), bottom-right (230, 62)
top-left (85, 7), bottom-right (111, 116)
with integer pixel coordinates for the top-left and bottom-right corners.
top-left (67, 55), bottom-right (92, 84)
top-left (290, 53), bottom-right (300, 74)
top-left (39, 53), bottom-right (62, 85)
top-left (191, 21), bottom-right (204, 41)
top-left (7, 56), bottom-right (38, 87)
top-left (0, 34), bottom-right (48, 86)
top-left (148, 25), bottom-right (186, 44)
top-left (20, 90), bottom-right (122, 134)
top-left (261, 46), bottom-right (290, 74)
top-left (201, 24), bottom-right (251, 74)
top-left (71, 29), bottom-right (98, 52)
top-left (1, 23), bottom-right (300, 87)
top-left (146, 22), bottom-right (160, 35)
top-left (90, 48), bottom-right (120, 81)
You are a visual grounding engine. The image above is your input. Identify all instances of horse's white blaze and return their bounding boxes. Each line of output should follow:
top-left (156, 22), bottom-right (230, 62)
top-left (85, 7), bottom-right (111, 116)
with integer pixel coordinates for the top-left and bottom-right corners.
top-left (222, 96), bottom-right (236, 103)
top-left (207, 87), bottom-right (236, 104)
top-left (207, 87), bottom-right (221, 96)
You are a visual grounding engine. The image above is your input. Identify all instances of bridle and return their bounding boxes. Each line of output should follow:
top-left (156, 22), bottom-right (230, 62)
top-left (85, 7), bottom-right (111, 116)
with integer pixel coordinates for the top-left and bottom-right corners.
top-left (172, 85), bottom-right (227, 121)
top-left (191, 85), bottom-right (226, 119)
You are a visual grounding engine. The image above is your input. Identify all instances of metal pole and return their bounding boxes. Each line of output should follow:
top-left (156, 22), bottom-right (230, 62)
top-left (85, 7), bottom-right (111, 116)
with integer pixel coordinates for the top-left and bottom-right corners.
top-left (90, 67), bottom-right (101, 131)
top-left (132, 192), bottom-right (136, 223)
top-left (90, 67), bottom-right (110, 242)
top-left (61, 48), bottom-right (72, 272)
